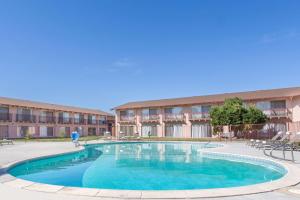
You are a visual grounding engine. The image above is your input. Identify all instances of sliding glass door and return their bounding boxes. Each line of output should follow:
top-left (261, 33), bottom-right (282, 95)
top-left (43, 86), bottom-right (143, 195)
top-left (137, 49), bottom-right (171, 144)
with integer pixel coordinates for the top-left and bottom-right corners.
top-left (165, 124), bottom-right (183, 138)
top-left (191, 123), bottom-right (212, 138)
top-left (141, 125), bottom-right (158, 137)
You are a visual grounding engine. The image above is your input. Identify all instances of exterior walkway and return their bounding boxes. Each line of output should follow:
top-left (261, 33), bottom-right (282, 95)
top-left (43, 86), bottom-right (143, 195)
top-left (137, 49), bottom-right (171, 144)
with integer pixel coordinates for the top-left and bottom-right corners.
top-left (0, 141), bottom-right (300, 200)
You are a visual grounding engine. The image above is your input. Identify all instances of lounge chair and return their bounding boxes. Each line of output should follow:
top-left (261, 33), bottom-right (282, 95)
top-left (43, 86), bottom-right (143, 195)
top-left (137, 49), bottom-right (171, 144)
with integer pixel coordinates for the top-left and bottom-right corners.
top-left (247, 139), bottom-right (255, 146)
top-left (256, 131), bottom-right (284, 149)
top-left (263, 131), bottom-right (290, 151)
top-left (0, 138), bottom-right (14, 145)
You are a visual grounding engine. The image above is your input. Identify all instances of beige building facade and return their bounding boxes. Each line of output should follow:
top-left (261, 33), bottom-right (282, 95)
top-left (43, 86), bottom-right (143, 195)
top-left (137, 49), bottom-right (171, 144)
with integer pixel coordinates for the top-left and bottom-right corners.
top-left (114, 87), bottom-right (300, 139)
top-left (0, 97), bottom-right (115, 139)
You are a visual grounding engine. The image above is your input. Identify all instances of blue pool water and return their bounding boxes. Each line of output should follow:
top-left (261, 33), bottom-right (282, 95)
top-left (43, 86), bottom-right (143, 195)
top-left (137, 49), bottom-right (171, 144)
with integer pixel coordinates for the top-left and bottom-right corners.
top-left (9, 142), bottom-right (286, 190)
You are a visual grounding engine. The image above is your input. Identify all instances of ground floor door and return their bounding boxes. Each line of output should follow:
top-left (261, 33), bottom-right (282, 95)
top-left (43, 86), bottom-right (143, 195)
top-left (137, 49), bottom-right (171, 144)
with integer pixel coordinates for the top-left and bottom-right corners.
top-left (141, 125), bottom-right (158, 137)
top-left (191, 123), bottom-right (212, 138)
top-left (165, 124), bottom-right (183, 138)
top-left (0, 125), bottom-right (8, 139)
top-left (120, 126), bottom-right (134, 136)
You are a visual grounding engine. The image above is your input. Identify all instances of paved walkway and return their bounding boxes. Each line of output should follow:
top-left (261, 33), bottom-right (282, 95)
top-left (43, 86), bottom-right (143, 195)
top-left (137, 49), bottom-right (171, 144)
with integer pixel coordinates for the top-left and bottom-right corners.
top-left (0, 141), bottom-right (300, 200)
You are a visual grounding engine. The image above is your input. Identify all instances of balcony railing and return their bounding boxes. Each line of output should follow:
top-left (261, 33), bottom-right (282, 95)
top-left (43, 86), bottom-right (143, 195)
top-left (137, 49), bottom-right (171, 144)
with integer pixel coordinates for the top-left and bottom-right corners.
top-left (88, 119), bottom-right (98, 125)
top-left (98, 120), bottom-right (107, 125)
top-left (189, 112), bottom-right (210, 121)
top-left (141, 114), bottom-right (160, 122)
top-left (39, 116), bottom-right (56, 123)
top-left (120, 115), bottom-right (135, 121)
top-left (16, 114), bottom-right (36, 123)
top-left (163, 113), bottom-right (185, 121)
top-left (74, 118), bottom-right (86, 125)
top-left (262, 108), bottom-right (291, 118)
top-left (0, 113), bottom-right (12, 122)
top-left (58, 117), bottom-right (72, 124)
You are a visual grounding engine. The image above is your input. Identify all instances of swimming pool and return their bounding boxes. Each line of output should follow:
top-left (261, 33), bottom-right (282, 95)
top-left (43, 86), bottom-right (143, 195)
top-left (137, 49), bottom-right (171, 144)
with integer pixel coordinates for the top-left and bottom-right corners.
top-left (9, 142), bottom-right (286, 190)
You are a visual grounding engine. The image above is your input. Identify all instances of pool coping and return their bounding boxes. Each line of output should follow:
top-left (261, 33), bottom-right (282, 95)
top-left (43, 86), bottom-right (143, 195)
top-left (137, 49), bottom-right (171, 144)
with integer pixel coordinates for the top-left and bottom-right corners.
top-left (1, 141), bottom-right (300, 199)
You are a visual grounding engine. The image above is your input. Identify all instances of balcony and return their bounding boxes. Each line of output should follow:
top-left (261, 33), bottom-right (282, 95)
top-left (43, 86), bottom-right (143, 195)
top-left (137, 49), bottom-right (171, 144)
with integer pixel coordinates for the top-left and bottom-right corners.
top-left (119, 115), bottom-right (136, 124)
top-left (0, 113), bottom-right (12, 122)
top-left (189, 112), bottom-right (210, 121)
top-left (39, 116), bottom-right (56, 124)
top-left (74, 118), bottom-right (86, 125)
top-left (88, 119), bottom-right (98, 125)
top-left (163, 113), bottom-right (185, 122)
top-left (141, 114), bottom-right (160, 123)
top-left (16, 114), bottom-right (36, 123)
top-left (263, 108), bottom-right (292, 118)
top-left (58, 117), bottom-right (72, 124)
top-left (98, 120), bottom-right (107, 125)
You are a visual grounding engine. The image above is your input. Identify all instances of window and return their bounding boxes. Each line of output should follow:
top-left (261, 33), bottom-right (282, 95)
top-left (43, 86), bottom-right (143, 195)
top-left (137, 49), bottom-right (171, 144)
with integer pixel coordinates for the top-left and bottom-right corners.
top-left (202, 105), bottom-right (211, 113)
top-left (74, 113), bottom-right (84, 124)
top-left (40, 111), bottom-right (47, 123)
top-left (17, 108), bottom-right (31, 115)
top-left (256, 101), bottom-right (271, 110)
top-left (99, 116), bottom-right (106, 125)
top-left (165, 107), bottom-right (182, 114)
top-left (47, 127), bottom-right (54, 137)
top-left (120, 126), bottom-right (134, 136)
top-left (17, 126), bottom-right (35, 138)
top-left (40, 126), bottom-right (47, 137)
top-left (0, 125), bottom-right (9, 139)
top-left (271, 100), bottom-right (286, 109)
top-left (192, 123), bottom-right (212, 138)
top-left (58, 127), bottom-right (70, 137)
top-left (88, 127), bottom-right (97, 136)
top-left (88, 115), bottom-right (97, 124)
top-left (142, 125), bottom-right (158, 137)
top-left (165, 124), bottom-right (183, 138)
top-left (0, 106), bottom-right (9, 121)
top-left (99, 128), bottom-right (107, 136)
top-left (165, 107), bottom-right (183, 120)
top-left (142, 108), bottom-right (159, 120)
top-left (142, 109), bottom-right (150, 117)
top-left (120, 110), bottom-right (135, 121)
top-left (191, 106), bottom-right (202, 113)
top-left (17, 108), bottom-right (33, 122)
top-left (59, 112), bottom-right (70, 123)
top-left (0, 106), bottom-right (9, 114)
top-left (74, 113), bottom-right (79, 122)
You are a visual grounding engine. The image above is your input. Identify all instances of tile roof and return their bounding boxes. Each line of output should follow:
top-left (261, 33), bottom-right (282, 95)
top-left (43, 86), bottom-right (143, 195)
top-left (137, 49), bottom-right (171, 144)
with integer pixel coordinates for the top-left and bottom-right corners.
top-left (0, 97), bottom-right (113, 116)
top-left (114, 87), bottom-right (300, 110)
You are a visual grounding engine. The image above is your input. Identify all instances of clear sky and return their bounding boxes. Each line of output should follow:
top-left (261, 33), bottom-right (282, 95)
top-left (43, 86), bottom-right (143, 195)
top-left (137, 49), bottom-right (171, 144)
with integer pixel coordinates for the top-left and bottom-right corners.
top-left (0, 0), bottom-right (300, 113)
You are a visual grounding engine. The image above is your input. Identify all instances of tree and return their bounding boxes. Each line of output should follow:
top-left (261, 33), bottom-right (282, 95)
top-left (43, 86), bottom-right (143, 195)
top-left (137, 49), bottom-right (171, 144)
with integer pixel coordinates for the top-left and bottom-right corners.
top-left (243, 106), bottom-right (268, 132)
top-left (209, 98), bottom-right (268, 137)
top-left (210, 106), bottom-right (225, 137)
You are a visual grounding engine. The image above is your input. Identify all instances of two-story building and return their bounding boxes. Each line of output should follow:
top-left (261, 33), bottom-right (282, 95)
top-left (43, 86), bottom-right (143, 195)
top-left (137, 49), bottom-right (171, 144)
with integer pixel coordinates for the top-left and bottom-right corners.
top-left (114, 87), bottom-right (300, 138)
top-left (0, 97), bottom-right (115, 139)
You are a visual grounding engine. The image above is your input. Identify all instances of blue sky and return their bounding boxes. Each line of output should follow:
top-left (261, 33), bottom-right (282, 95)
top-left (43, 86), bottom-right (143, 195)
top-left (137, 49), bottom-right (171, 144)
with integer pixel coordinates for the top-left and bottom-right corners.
top-left (0, 0), bottom-right (300, 112)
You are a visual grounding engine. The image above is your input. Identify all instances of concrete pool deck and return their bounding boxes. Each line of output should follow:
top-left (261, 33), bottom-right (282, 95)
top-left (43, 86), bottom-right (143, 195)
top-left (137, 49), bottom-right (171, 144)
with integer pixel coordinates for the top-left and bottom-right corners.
top-left (1, 141), bottom-right (300, 200)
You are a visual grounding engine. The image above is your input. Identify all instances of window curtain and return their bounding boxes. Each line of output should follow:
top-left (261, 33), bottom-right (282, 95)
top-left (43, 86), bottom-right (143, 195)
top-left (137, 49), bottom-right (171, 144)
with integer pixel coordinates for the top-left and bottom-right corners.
top-left (17, 126), bottom-right (35, 137)
top-left (165, 124), bottom-right (183, 137)
top-left (120, 126), bottom-right (134, 136)
top-left (142, 126), bottom-right (158, 137)
top-left (40, 126), bottom-right (47, 137)
top-left (192, 124), bottom-right (212, 138)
